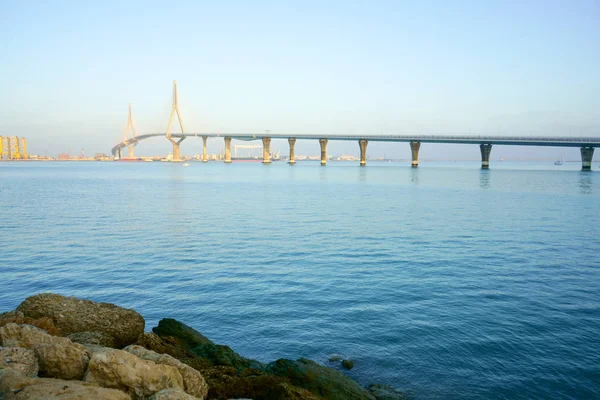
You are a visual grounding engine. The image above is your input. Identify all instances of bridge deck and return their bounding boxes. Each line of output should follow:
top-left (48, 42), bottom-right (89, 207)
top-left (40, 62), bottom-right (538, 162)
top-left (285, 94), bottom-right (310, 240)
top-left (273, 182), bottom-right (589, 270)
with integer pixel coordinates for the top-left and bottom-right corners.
top-left (112, 133), bottom-right (600, 156)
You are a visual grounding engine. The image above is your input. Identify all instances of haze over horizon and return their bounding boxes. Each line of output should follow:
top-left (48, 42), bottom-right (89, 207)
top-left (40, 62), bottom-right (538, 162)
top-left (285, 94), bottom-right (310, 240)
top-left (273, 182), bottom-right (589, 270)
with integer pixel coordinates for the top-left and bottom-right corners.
top-left (1, 0), bottom-right (599, 159)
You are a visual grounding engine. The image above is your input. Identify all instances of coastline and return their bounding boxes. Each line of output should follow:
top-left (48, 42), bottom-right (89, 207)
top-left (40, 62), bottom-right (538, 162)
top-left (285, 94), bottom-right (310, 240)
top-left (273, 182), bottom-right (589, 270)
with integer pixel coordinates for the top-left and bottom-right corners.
top-left (0, 293), bottom-right (406, 400)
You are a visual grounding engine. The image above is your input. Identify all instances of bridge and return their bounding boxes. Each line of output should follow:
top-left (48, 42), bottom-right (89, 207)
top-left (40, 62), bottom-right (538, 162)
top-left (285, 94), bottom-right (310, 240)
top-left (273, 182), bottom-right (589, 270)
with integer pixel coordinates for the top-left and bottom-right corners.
top-left (113, 81), bottom-right (599, 170)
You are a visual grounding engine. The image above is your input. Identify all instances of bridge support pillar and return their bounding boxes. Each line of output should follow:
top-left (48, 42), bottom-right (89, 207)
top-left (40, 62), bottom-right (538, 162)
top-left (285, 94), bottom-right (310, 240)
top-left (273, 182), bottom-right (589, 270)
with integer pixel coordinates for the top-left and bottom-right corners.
top-left (202, 136), bottom-right (208, 162)
top-left (359, 139), bottom-right (368, 166)
top-left (168, 137), bottom-right (185, 161)
top-left (224, 137), bottom-right (232, 163)
top-left (262, 137), bottom-right (272, 164)
top-left (480, 144), bottom-right (492, 169)
top-left (319, 139), bottom-right (328, 165)
top-left (581, 147), bottom-right (594, 171)
top-left (116, 148), bottom-right (122, 160)
top-left (410, 141), bottom-right (421, 167)
top-left (127, 145), bottom-right (135, 158)
top-left (288, 138), bottom-right (296, 164)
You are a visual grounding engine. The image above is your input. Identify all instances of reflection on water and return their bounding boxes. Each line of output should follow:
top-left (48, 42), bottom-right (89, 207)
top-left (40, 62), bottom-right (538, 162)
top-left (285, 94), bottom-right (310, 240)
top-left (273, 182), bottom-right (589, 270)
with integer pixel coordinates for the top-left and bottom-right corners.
top-left (410, 168), bottom-right (419, 185)
top-left (358, 167), bottom-right (367, 182)
top-left (479, 170), bottom-right (491, 189)
top-left (579, 172), bottom-right (593, 194)
top-left (168, 166), bottom-right (185, 217)
top-left (319, 165), bottom-right (327, 181)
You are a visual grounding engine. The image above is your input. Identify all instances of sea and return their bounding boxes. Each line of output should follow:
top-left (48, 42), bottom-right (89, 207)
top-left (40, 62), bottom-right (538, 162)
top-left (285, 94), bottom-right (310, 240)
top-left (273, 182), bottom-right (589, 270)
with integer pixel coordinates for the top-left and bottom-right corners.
top-left (1, 160), bottom-right (599, 399)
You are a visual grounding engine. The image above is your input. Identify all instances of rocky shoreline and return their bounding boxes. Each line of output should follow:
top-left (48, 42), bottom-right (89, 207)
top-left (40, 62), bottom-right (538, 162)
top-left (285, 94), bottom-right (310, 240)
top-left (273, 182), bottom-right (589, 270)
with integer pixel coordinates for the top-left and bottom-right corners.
top-left (0, 293), bottom-right (406, 399)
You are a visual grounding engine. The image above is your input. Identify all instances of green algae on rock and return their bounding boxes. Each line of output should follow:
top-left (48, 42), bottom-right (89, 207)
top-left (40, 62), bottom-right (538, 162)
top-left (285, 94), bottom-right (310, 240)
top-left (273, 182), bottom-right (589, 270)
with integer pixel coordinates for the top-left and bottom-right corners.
top-left (1, 294), bottom-right (407, 400)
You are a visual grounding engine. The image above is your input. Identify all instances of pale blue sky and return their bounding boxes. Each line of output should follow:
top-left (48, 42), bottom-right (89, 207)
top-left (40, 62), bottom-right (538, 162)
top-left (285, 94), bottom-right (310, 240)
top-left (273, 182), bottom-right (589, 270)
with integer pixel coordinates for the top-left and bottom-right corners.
top-left (1, 0), bottom-right (599, 158)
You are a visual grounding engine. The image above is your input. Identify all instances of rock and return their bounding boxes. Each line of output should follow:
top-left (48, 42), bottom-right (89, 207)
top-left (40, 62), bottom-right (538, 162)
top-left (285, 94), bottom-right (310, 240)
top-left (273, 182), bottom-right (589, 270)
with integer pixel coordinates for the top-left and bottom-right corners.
top-left (152, 319), bottom-right (262, 370)
top-left (341, 359), bottom-right (355, 370)
top-left (266, 358), bottom-right (376, 400)
top-left (0, 347), bottom-right (38, 377)
top-left (82, 343), bottom-right (116, 358)
top-left (152, 319), bottom-right (213, 352)
top-left (0, 373), bottom-right (130, 399)
top-left (0, 323), bottom-right (90, 380)
top-left (0, 310), bottom-right (61, 336)
top-left (200, 365), bottom-right (319, 400)
top-left (149, 320), bottom-right (324, 399)
top-left (267, 382), bottom-right (322, 400)
top-left (328, 355), bottom-right (342, 362)
top-left (136, 332), bottom-right (186, 359)
top-left (67, 331), bottom-right (117, 348)
top-left (85, 348), bottom-right (184, 399)
top-left (149, 388), bottom-right (198, 400)
top-left (124, 345), bottom-right (208, 400)
top-left (367, 383), bottom-right (409, 400)
top-left (16, 293), bottom-right (144, 348)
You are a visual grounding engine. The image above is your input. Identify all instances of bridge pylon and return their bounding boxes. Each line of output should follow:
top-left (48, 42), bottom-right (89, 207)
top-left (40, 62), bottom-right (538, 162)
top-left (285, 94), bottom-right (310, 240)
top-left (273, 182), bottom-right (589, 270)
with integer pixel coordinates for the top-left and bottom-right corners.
top-left (123, 104), bottom-right (137, 158)
top-left (165, 80), bottom-right (186, 161)
top-left (319, 139), bottom-right (328, 165)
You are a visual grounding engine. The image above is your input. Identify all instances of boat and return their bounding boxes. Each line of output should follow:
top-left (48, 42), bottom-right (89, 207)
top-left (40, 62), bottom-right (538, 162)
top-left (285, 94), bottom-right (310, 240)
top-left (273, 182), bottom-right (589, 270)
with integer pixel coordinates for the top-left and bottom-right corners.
top-left (182, 162), bottom-right (190, 167)
top-left (554, 157), bottom-right (563, 165)
top-left (231, 151), bottom-right (282, 162)
top-left (231, 157), bottom-right (262, 162)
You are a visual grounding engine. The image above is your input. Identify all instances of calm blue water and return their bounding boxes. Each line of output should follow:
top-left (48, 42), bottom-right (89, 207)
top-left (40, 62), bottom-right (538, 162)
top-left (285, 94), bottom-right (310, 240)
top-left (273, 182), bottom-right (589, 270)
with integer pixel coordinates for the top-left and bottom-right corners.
top-left (1, 161), bottom-right (599, 399)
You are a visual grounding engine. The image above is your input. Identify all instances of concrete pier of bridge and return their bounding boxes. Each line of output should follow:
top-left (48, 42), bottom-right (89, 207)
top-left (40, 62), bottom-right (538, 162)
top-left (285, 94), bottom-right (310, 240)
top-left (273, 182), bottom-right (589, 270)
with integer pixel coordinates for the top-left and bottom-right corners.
top-left (224, 137), bottom-right (232, 163)
top-left (127, 145), bottom-right (135, 158)
top-left (202, 136), bottom-right (208, 162)
top-left (410, 142), bottom-right (421, 167)
top-left (262, 137), bottom-right (271, 164)
top-left (480, 144), bottom-right (492, 169)
top-left (319, 139), bottom-right (328, 165)
top-left (288, 138), bottom-right (296, 164)
top-left (359, 139), bottom-right (368, 166)
top-left (167, 137), bottom-right (185, 161)
top-left (581, 147), bottom-right (594, 170)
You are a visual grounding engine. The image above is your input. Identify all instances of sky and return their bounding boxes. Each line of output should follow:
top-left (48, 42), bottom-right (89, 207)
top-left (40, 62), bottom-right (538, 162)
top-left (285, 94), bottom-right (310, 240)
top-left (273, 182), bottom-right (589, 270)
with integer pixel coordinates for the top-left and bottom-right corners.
top-left (1, 0), bottom-right (599, 159)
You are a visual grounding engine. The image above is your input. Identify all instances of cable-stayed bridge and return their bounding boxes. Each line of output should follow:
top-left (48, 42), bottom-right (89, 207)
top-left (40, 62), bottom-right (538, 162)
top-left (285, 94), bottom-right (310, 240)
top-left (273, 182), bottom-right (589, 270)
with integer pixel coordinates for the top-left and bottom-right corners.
top-left (113, 82), bottom-right (599, 170)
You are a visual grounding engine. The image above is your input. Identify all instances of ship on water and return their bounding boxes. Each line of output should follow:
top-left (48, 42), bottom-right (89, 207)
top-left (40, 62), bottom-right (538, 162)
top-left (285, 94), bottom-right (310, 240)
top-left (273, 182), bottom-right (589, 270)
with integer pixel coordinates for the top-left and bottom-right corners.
top-left (231, 145), bottom-right (281, 162)
top-left (231, 152), bottom-right (281, 162)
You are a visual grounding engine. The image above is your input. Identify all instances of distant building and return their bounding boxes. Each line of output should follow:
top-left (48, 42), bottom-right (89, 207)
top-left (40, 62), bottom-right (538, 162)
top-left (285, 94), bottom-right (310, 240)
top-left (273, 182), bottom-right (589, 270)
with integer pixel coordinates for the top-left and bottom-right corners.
top-left (0, 136), bottom-right (28, 160)
top-left (94, 153), bottom-right (111, 160)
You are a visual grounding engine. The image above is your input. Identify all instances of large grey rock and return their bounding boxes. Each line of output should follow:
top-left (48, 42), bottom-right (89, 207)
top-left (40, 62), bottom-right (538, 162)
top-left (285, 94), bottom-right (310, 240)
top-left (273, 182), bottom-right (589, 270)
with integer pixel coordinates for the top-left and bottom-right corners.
top-left (124, 345), bottom-right (208, 400)
top-left (0, 373), bottom-right (130, 399)
top-left (0, 347), bottom-right (38, 377)
top-left (149, 388), bottom-right (199, 400)
top-left (17, 293), bottom-right (144, 348)
top-left (67, 331), bottom-right (117, 348)
top-left (82, 343), bottom-right (113, 355)
top-left (0, 323), bottom-right (89, 380)
top-left (85, 348), bottom-right (184, 399)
